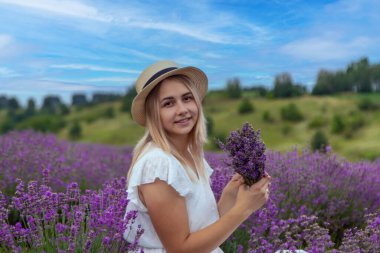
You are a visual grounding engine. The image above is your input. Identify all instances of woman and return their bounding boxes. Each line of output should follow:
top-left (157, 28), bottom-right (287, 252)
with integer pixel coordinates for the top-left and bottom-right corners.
top-left (124, 60), bottom-right (271, 252)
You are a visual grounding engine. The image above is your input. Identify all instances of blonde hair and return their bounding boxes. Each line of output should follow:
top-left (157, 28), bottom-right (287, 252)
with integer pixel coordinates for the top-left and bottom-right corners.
top-left (127, 75), bottom-right (208, 182)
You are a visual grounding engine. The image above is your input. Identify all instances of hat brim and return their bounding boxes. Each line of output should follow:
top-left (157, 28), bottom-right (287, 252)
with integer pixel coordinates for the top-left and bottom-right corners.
top-left (131, 66), bottom-right (208, 126)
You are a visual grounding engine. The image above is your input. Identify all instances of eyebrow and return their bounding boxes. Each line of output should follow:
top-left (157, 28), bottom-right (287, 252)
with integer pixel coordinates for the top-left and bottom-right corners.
top-left (160, 92), bottom-right (193, 102)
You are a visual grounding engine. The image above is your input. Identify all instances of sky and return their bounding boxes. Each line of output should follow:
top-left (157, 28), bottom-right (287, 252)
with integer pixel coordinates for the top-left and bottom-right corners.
top-left (0, 0), bottom-right (380, 106)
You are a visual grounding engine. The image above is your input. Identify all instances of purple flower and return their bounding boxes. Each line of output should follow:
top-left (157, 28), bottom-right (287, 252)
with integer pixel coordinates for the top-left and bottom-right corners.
top-left (218, 122), bottom-right (266, 186)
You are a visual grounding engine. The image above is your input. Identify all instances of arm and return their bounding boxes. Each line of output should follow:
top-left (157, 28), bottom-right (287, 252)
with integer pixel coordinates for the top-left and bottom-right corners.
top-left (139, 176), bottom-right (270, 253)
top-left (218, 173), bottom-right (245, 217)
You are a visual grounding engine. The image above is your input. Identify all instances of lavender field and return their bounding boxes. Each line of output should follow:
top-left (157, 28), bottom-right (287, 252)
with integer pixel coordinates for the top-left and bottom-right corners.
top-left (1, 130), bottom-right (379, 252)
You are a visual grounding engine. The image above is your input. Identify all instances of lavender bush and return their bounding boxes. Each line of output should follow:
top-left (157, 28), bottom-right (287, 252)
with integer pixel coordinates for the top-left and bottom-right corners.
top-left (1, 130), bottom-right (380, 252)
top-left (218, 123), bottom-right (266, 186)
top-left (0, 175), bottom-right (143, 252)
top-left (0, 130), bottom-right (132, 194)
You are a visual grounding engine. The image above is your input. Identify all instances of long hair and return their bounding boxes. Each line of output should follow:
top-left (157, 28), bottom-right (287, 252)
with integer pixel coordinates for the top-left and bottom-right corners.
top-left (127, 74), bottom-right (208, 182)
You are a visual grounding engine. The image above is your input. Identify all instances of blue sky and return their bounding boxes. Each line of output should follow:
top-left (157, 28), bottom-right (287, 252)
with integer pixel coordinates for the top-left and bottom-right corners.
top-left (0, 0), bottom-right (379, 106)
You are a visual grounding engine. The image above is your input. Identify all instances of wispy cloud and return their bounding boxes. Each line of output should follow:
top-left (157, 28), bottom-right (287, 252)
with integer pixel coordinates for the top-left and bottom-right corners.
top-left (0, 34), bottom-right (12, 48)
top-left (281, 36), bottom-right (373, 61)
top-left (0, 0), bottom-right (111, 21)
top-left (0, 34), bottom-right (25, 59)
top-left (0, 67), bottom-right (19, 78)
top-left (50, 64), bottom-right (140, 74)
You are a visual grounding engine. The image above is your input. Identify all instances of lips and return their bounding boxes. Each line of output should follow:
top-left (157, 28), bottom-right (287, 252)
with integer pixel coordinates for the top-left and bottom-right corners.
top-left (175, 117), bottom-right (191, 124)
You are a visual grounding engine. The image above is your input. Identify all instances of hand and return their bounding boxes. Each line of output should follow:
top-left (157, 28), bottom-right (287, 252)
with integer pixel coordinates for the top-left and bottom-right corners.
top-left (233, 174), bottom-right (271, 218)
top-left (217, 173), bottom-right (245, 217)
top-left (221, 173), bottom-right (245, 200)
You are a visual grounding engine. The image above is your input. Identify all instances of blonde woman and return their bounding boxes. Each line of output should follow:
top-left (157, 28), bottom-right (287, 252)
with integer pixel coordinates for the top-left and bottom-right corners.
top-left (124, 61), bottom-right (271, 253)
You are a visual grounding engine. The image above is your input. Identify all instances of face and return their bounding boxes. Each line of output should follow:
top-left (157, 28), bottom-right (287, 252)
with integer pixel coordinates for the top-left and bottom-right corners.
top-left (158, 78), bottom-right (199, 140)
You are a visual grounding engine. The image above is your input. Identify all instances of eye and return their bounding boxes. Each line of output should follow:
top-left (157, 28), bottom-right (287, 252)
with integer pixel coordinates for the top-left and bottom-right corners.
top-left (183, 95), bottom-right (193, 102)
top-left (162, 101), bottom-right (173, 107)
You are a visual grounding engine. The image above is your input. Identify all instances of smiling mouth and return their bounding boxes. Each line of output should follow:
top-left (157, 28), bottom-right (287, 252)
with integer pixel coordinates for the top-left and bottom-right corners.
top-left (175, 117), bottom-right (191, 123)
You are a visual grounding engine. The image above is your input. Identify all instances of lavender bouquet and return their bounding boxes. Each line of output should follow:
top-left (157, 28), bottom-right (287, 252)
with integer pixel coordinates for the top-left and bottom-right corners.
top-left (218, 122), bottom-right (266, 186)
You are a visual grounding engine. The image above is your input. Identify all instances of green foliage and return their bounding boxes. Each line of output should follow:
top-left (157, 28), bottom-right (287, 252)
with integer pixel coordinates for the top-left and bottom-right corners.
top-left (71, 93), bottom-right (88, 107)
top-left (262, 110), bottom-right (274, 123)
top-left (344, 112), bottom-right (366, 139)
top-left (308, 115), bottom-right (327, 129)
top-left (41, 95), bottom-right (63, 114)
top-left (311, 130), bottom-right (329, 151)
top-left (7, 97), bottom-right (20, 110)
top-left (226, 77), bottom-right (242, 99)
top-left (273, 72), bottom-right (306, 98)
top-left (16, 114), bottom-right (66, 133)
top-left (121, 86), bottom-right (137, 115)
top-left (238, 98), bottom-right (255, 114)
top-left (206, 115), bottom-right (214, 136)
top-left (281, 124), bottom-right (292, 136)
top-left (245, 86), bottom-right (268, 97)
top-left (312, 57), bottom-right (380, 95)
top-left (221, 228), bottom-right (250, 253)
top-left (103, 107), bottom-right (115, 119)
top-left (69, 121), bottom-right (82, 140)
top-left (331, 114), bottom-right (345, 134)
top-left (25, 98), bottom-right (36, 117)
top-left (281, 103), bottom-right (304, 122)
top-left (357, 98), bottom-right (378, 111)
top-left (0, 118), bottom-right (15, 134)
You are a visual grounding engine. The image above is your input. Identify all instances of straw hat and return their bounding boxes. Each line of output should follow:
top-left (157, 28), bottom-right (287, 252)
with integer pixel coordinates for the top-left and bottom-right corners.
top-left (131, 60), bottom-right (208, 126)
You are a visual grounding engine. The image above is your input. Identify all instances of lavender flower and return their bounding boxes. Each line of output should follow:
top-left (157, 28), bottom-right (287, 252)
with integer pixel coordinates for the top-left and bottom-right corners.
top-left (218, 122), bottom-right (266, 186)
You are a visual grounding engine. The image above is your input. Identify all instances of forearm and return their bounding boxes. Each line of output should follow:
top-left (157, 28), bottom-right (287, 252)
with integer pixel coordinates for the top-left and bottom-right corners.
top-left (175, 206), bottom-right (248, 253)
top-left (217, 193), bottom-right (236, 217)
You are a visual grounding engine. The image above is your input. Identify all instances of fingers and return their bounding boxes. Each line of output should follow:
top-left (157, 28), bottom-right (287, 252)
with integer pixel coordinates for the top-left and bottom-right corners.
top-left (231, 173), bottom-right (243, 181)
top-left (250, 176), bottom-right (270, 190)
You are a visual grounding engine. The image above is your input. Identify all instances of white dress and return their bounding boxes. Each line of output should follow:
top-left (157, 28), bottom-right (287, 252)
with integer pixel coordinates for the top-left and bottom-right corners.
top-left (123, 143), bottom-right (224, 253)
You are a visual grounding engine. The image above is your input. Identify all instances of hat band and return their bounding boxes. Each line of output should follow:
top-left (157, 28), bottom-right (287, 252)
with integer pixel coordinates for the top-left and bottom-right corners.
top-left (143, 67), bottom-right (178, 89)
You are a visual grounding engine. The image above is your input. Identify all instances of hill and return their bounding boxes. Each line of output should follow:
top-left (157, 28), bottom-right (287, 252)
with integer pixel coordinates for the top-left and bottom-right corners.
top-left (1, 92), bottom-right (379, 161)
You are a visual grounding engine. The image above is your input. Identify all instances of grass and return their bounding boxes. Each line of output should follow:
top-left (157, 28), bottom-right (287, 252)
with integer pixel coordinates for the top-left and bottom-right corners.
top-left (1, 92), bottom-right (380, 161)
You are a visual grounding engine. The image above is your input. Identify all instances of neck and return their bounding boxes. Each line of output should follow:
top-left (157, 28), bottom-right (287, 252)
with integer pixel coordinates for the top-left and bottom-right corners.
top-left (168, 135), bottom-right (189, 154)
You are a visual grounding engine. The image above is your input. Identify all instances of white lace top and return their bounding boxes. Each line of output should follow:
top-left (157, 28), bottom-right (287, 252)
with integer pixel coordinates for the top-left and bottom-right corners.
top-left (123, 143), bottom-right (224, 253)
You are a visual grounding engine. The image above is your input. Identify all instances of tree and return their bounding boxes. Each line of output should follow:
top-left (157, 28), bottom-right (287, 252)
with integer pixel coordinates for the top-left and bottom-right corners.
top-left (371, 64), bottom-right (380, 92)
top-left (8, 97), bottom-right (20, 110)
top-left (331, 114), bottom-right (345, 134)
top-left (24, 98), bottom-right (36, 118)
top-left (41, 96), bottom-right (62, 114)
top-left (238, 98), bottom-right (254, 114)
top-left (312, 70), bottom-right (335, 95)
top-left (273, 72), bottom-right (294, 98)
top-left (281, 103), bottom-right (303, 122)
top-left (72, 94), bottom-right (88, 107)
top-left (347, 57), bottom-right (372, 93)
top-left (311, 130), bottom-right (329, 152)
top-left (121, 86), bottom-right (137, 115)
top-left (69, 121), bottom-right (82, 140)
top-left (226, 77), bottom-right (242, 99)
top-left (0, 96), bottom-right (8, 109)
top-left (206, 115), bottom-right (214, 136)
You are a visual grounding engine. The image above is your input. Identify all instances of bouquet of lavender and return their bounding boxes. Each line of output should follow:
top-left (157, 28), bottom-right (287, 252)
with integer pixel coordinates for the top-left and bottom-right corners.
top-left (218, 122), bottom-right (266, 186)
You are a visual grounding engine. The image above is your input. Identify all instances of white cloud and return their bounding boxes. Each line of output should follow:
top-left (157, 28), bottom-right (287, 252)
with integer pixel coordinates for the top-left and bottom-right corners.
top-left (0, 0), bottom-right (112, 22)
top-left (50, 64), bottom-right (140, 74)
top-left (127, 20), bottom-right (231, 44)
top-left (0, 0), bottom-right (269, 45)
top-left (81, 77), bottom-right (136, 83)
top-left (280, 36), bottom-right (373, 61)
top-left (0, 34), bottom-right (12, 48)
top-left (123, 48), bottom-right (160, 61)
top-left (0, 67), bottom-right (19, 77)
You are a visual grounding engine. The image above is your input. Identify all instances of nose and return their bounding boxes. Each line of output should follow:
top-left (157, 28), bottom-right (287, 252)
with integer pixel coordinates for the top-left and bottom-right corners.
top-left (176, 101), bottom-right (188, 115)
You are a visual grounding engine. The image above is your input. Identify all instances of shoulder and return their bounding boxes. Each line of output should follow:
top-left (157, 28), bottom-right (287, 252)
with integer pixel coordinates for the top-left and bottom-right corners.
top-left (128, 143), bottom-right (192, 202)
top-left (135, 143), bottom-right (174, 168)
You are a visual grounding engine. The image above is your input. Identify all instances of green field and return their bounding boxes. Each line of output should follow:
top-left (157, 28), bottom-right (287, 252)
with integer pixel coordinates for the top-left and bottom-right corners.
top-left (55, 92), bottom-right (380, 161)
top-left (2, 92), bottom-right (379, 161)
